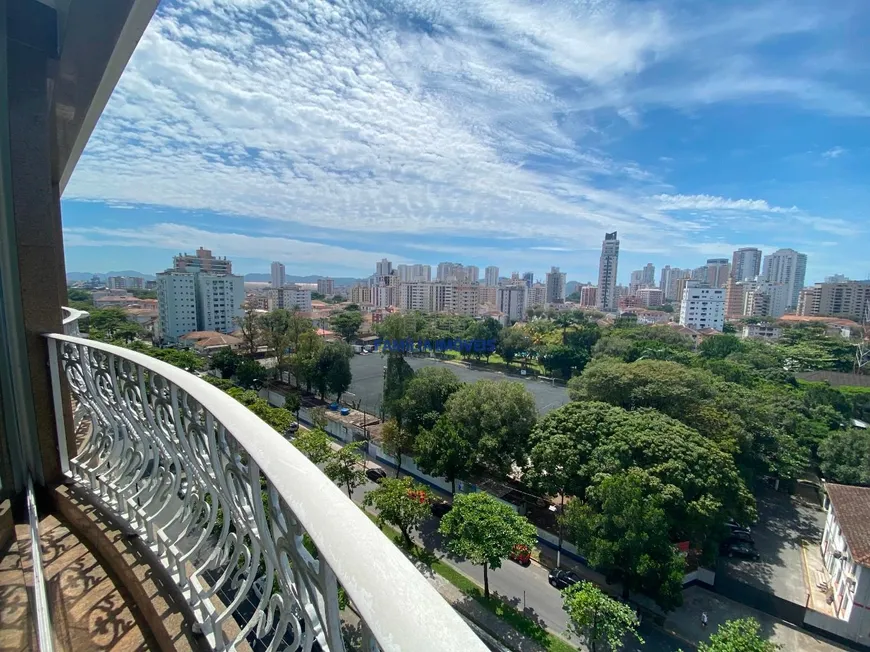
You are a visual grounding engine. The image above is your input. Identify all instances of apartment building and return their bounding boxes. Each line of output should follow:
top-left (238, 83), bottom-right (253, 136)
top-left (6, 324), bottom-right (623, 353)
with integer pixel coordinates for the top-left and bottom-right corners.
top-left (527, 283), bottom-right (547, 309)
top-left (157, 271), bottom-right (199, 342)
top-left (174, 247), bottom-right (232, 274)
top-left (679, 281), bottom-right (725, 331)
top-left (464, 266), bottom-right (480, 284)
top-left (743, 282), bottom-right (789, 319)
top-left (762, 248), bottom-right (807, 308)
top-left (731, 247), bottom-right (762, 282)
top-left (350, 284), bottom-right (372, 305)
top-left (375, 258), bottom-right (393, 277)
top-left (484, 266), bottom-right (499, 287)
top-left (596, 232), bottom-right (620, 312)
top-left (317, 278), bottom-right (335, 295)
top-left (497, 285), bottom-right (527, 323)
top-left (478, 286), bottom-right (498, 307)
top-left (636, 288), bottom-right (664, 308)
top-left (798, 281), bottom-right (870, 321)
top-left (271, 261), bottom-right (285, 288)
top-left (545, 266), bottom-right (566, 304)
top-left (197, 273), bottom-right (245, 333)
top-left (267, 286), bottom-right (312, 312)
top-left (705, 258), bottom-right (731, 289)
top-left (579, 285), bottom-right (597, 307)
top-left (741, 324), bottom-right (783, 340)
top-left (522, 272), bottom-right (534, 289)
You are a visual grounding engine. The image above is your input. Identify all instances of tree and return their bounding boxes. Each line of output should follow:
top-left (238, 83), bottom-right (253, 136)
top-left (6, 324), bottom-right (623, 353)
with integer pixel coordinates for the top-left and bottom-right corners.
top-left (562, 470), bottom-right (686, 611)
top-left (381, 419), bottom-right (415, 477)
top-left (310, 406), bottom-right (329, 430)
top-left (236, 302), bottom-right (261, 357)
top-left (363, 477), bottom-right (433, 547)
top-left (89, 308), bottom-right (133, 338)
top-left (699, 618), bottom-right (781, 652)
top-left (67, 288), bottom-right (93, 303)
top-left (210, 347), bottom-right (241, 379)
top-left (562, 581), bottom-right (642, 652)
top-left (292, 330), bottom-right (324, 393)
top-left (401, 367), bottom-right (462, 436)
top-left (324, 441), bottom-right (367, 498)
top-left (247, 398), bottom-right (294, 434)
top-left (700, 334), bottom-right (743, 359)
top-left (314, 342), bottom-right (353, 400)
top-left (235, 358), bottom-right (266, 389)
top-left (443, 380), bottom-right (538, 476)
top-left (259, 309), bottom-right (296, 377)
top-left (283, 391), bottom-right (301, 420)
top-left (438, 492), bottom-right (537, 598)
top-left (330, 310), bottom-right (363, 343)
top-left (148, 347), bottom-right (203, 372)
top-left (292, 428), bottom-right (335, 464)
top-left (415, 417), bottom-right (474, 494)
top-left (497, 328), bottom-right (532, 366)
top-left (383, 354), bottom-right (415, 426)
top-left (722, 322), bottom-right (736, 333)
top-left (819, 429), bottom-right (870, 485)
top-left (539, 344), bottom-right (589, 379)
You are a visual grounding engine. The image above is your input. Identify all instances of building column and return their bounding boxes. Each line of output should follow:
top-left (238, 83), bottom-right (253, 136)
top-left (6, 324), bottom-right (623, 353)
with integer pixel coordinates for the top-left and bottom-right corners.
top-left (0, 0), bottom-right (70, 498)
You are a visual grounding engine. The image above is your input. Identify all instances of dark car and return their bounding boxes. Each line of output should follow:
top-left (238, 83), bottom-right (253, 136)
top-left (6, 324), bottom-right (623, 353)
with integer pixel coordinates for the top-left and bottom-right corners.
top-left (430, 501), bottom-right (453, 518)
top-left (726, 530), bottom-right (754, 544)
top-left (508, 544), bottom-right (532, 567)
top-left (727, 519), bottom-right (752, 534)
top-left (365, 467), bottom-right (387, 483)
top-left (548, 568), bottom-right (581, 589)
top-left (722, 541), bottom-right (760, 560)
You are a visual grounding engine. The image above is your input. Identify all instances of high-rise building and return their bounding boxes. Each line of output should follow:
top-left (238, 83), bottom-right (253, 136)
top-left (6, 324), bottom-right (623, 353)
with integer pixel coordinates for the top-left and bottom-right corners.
top-left (464, 266), bottom-right (480, 284)
top-left (762, 248), bottom-right (807, 308)
top-left (157, 271), bottom-right (199, 342)
top-left (629, 270), bottom-right (644, 295)
top-left (376, 258), bottom-right (393, 277)
top-left (522, 272), bottom-right (534, 289)
top-left (271, 262), bottom-right (285, 288)
top-left (743, 282), bottom-right (789, 319)
top-left (414, 264), bottom-right (432, 282)
top-left (397, 264), bottom-right (412, 282)
top-left (824, 274), bottom-right (850, 284)
top-left (797, 280), bottom-right (870, 321)
top-left (641, 263), bottom-right (655, 287)
top-left (174, 247), bottom-right (232, 275)
top-left (317, 278), bottom-right (335, 295)
top-left (484, 266), bottom-right (500, 287)
top-left (679, 281), bottom-right (725, 331)
top-left (497, 285), bottom-right (527, 323)
top-left (659, 266), bottom-right (689, 301)
top-left (268, 286), bottom-right (312, 312)
top-left (636, 288), bottom-right (664, 308)
top-left (437, 262), bottom-right (464, 282)
top-left (705, 259), bottom-right (731, 288)
top-left (527, 284), bottom-right (547, 308)
top-left (197, 273), bottom-right (245, 332)
top-left (730, 248), bottom-right (762, 282)
top-left (107, 276), bottom-right (126, 290)
top-left (478, 286), bottom-right (497, 307)
top-left (596, 232), bottom-right (619, 312)
top-left (545, 267), bottom-right (566, 304)
top-left (350, 285), bottom-right (372, 305)
top-left (724, 279), bottom-right (746, 320)
top-left (579, 285), bottom-right (597, 307)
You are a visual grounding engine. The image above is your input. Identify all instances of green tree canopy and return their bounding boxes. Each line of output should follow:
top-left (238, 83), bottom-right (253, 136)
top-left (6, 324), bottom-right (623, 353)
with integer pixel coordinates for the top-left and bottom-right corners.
top-left (444, 379), bottom-right (538, 476)
top-left (414, 417), bottom-right (474, 494)
top-left (292, 428), bottom-right (335, 465)
top-left (563, 469), bottom-right (686, 610)
top-left (235, 358), bottom-right (266, 389)
top-left (562, 581), bottom-right (642, 652)
top-left (700, 334), bottom-right (744, 359)
top-left (381, 419), bottom-right (415, 476)
top-left (699, 618), bottom-right (781, 652)
top-left (496, 328), bottom-right (533, 366)
top-left (314, 341), bottom-right (353, 400)
top-left (383, 354), bottom-right (415, 426)
top-left (210, 347), bottom-right (241, 379)
top-left (330, 310), bottom-right (364, 342)
top-left (363, 477), bottom-right (433, 547)
top-left (539, 343), bottom-right (590, 379)
top-left (439, 492), bottom-right (537, 598)
top-left (400, 366), bottom-right (462, 436)
top-left (819, 429), bottom-right (870, 485)
top-left (324, 442), bottom-right (367, 499)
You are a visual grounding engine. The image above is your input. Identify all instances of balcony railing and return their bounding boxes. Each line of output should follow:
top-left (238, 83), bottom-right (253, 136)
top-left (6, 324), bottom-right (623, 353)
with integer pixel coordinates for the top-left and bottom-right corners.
top-left (61, 306), bottom-right (89, 336)
top-left (45, 331), bottom-right (485, 651)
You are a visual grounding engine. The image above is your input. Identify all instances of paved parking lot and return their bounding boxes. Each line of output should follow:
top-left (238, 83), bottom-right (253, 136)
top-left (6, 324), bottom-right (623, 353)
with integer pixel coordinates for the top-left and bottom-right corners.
top-left (346, 354), bottom-right (570, 417)
top-left (718, 487), bottom-right (826, 604)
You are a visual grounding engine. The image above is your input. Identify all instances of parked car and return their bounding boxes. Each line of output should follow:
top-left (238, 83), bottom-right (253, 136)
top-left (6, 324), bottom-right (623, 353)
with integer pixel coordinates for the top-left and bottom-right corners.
top-left (548, 568), bottom-right (581, 589)
top-left (430, 501), bottom-right (453, 518)
top-left (726, 530), bottom-right (754, 544)
top-left (508, 544), bottom-right (532, 566)
top-left (365, 467), bottom-right (387, 483)
top-left (727, 519), bottom-right (752, 534)
top-left (722, 541), bottom-right (760, 560)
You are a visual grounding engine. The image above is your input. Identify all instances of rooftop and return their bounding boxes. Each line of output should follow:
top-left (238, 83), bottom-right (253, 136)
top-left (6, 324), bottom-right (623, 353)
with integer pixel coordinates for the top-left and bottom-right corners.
top-left (826, 483), bottom-right (870, 566)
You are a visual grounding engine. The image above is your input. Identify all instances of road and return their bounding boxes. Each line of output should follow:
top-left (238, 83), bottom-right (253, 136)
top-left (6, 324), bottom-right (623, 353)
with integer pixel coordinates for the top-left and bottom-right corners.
top-left (345, 470), bottom-right (688, 651)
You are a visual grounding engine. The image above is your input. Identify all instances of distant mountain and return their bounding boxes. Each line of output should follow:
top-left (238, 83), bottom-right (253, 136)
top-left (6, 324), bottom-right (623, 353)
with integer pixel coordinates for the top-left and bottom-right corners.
top-left (66, 270), bottom-right (155, 281)
top-left (244, 273), bottom-right (364, 285)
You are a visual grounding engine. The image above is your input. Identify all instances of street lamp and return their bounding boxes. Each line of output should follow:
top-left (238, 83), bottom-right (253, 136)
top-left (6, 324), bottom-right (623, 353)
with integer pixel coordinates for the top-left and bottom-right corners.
top-left (549, 496), bottom-right (565, 568)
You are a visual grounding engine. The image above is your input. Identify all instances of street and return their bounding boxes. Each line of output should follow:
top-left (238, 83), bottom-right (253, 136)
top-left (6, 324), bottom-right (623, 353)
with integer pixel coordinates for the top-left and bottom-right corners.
top-left (345, 469), bottom-right (687, 651)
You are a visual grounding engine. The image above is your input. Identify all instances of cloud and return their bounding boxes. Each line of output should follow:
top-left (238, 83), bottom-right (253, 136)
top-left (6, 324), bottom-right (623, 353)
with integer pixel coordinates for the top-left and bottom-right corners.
top-left (654, 194), bottom-right (796, 213)
top-left (822, 146), bottom-right (846, 159)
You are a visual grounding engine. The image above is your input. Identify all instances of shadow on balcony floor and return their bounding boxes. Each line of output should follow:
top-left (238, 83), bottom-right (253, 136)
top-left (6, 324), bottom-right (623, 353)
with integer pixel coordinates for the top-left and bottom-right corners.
top-left (0, 513), bottom-right (159, 652)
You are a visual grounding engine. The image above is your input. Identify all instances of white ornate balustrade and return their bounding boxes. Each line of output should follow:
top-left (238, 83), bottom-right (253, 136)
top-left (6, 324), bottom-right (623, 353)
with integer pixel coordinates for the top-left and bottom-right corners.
top-left (61, 306), bottom-right (88, 336)
top-left (45, 333), bottom-right (485, 652)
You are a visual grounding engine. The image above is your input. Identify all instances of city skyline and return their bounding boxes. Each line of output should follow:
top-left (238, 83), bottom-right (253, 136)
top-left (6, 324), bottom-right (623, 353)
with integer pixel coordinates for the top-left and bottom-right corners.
top-left (58, 0), bottom-right (869, 284)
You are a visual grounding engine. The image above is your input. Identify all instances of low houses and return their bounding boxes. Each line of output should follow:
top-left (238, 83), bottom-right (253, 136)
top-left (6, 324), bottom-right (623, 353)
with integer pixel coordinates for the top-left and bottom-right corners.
top-left (741, 323), bottom-right (783, 340)
top-left (178, 331), bottom-right (243, 352)
top-left (819, 483), bottom-right (870, 642)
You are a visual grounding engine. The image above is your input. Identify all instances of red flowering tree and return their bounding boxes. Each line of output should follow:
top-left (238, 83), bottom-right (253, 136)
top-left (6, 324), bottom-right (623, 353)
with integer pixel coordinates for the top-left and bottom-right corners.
top-left (363, 477), bottom-right (433, 547)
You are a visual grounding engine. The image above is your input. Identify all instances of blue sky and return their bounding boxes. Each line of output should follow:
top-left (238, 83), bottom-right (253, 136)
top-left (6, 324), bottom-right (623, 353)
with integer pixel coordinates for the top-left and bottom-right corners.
top-left (62, 0), bottom-right (870, 283)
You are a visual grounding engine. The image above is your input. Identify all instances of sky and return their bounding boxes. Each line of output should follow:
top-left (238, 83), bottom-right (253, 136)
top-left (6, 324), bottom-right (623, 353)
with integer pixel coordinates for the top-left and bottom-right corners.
top-left (62, 0), bottom-right (870, 284)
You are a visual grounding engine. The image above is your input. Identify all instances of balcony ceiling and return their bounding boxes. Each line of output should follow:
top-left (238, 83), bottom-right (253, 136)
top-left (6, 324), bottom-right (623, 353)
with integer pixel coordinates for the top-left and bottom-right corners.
top-left (45, 0), bottom-right (158, 192)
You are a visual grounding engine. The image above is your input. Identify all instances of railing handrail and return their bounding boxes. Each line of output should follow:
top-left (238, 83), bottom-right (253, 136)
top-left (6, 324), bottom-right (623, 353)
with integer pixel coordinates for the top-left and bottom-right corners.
top-left (26, 474), bottom-right (55, 652)
top-left (45, 333), bottom-right (485, 651)
top-left (61, 306), bottom-right (88, 326)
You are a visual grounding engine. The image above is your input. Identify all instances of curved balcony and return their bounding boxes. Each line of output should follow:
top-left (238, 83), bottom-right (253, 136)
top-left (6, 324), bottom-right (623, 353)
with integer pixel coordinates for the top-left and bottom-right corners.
top-left (44, 333), bottom-right (485, 651)
top-left (61, 306), bottom-right (89, 336)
